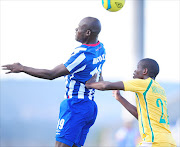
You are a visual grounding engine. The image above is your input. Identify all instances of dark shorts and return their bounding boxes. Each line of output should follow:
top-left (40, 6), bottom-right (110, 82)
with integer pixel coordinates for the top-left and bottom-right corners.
top-left (56, 98), bottom-right (98, 146)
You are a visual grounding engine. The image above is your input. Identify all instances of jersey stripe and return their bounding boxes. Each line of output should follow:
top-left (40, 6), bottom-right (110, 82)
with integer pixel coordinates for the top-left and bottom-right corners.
top-left (73, 65), bottom-right (86, 73)
top-left (67, 80), bottom-right (76, 98)
top-left (88, 89), bottom-right (95, 100)
top-left (136, 93), bottom-right (146, 141)
top-left (78, 83), bottom-right (85, 99)
top-left (90, 67), bottom-right (98, 76)
top-left (143, 79), bottom-right (154, 142)
top-left (64, 75), bottom-right (70, 98)
top-left (66, 53), bottom-right (86, 72)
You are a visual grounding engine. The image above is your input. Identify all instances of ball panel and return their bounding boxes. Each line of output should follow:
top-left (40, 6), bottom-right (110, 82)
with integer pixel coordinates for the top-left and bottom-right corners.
top-left (102, 0), bottom-right (125, 12)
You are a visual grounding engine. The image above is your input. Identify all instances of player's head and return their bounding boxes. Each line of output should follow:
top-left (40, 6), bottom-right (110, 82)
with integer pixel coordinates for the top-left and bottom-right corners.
top-left (75, 17), bottom-right (101, 43)
top-left (133, 58), bottom-right (159, 79)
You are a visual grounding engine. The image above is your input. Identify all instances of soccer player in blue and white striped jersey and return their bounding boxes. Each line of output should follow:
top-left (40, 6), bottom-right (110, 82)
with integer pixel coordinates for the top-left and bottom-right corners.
top-left (64, 41), bottom-right (105, 100)
top-left (2, 17), bottom-right (106, 147)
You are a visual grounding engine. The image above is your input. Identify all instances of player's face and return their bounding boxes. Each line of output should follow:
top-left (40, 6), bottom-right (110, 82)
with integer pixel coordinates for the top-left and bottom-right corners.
top-left (75, 21), bottom-right (88, 43)
top-left (133, 62), bottom-right (144, 79)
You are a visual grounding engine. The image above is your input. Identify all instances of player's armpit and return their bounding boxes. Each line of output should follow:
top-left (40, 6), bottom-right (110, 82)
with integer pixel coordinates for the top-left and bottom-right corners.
top-left (50, 64), bottom-right (70, 80)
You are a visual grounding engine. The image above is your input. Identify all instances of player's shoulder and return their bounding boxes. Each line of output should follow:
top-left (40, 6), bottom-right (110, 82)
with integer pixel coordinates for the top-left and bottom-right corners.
top-left (125, 78), bottom-right (144, 82)
top-left (123, 78), bottom-right (152, 92)
top-left (71, 46), bottom-right (87, 56)
top-left (152, 80), bottom-right (165, 91)
top-left (75, 46), bottom-right (87, 52)
top-left (124, 78), bottom-right (152, 85)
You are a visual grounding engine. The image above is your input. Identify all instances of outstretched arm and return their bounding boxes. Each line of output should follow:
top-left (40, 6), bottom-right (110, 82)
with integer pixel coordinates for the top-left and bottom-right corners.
top-left (2, 63), bottom-right (70, 80)
top-left (113, 90), bottom-right (138, 119)
top-left (86, 80), bottom-right (124, 91)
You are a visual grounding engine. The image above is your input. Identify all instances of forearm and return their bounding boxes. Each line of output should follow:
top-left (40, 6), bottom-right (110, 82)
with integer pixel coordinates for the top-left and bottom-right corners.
top-left (86, 81), bottom-right (112, 90)
top-left (86, 81), bottom-right (124, 90)
top-left (116, 95), bottom-right (138, 119)
top-left (22, 66), bottom-right (55, 80)
top-left (2, 63), bottom-right (70, 80)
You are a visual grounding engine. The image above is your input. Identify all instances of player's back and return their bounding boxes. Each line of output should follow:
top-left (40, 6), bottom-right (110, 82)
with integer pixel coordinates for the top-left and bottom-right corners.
top-left (64, 41), bottom-right (106, 100)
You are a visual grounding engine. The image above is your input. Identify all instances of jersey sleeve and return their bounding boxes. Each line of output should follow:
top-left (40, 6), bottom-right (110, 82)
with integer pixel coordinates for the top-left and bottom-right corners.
top-left (64, 49), bottom-right (87, 74)
top-left (123, 79), bottom-right (147, 93)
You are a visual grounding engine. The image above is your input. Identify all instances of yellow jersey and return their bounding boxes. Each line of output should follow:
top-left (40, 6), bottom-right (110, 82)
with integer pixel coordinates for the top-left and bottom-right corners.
top-left (123, 77), bottom-right (176, 145)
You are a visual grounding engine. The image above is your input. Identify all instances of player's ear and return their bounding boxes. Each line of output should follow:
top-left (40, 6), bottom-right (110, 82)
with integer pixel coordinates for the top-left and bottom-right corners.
top-left (143, 68), bottom-right (148, 75)
top-left (86, 30), bottom-right (91, 36)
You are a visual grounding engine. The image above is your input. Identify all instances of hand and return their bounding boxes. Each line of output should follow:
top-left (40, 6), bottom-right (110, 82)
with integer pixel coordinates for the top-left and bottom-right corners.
top-left (112, 90), bottom-right (122, 101)
top-left (86, 73), bottom-right (98, 84)
top-left (2, 63), bottom-right (24, 74)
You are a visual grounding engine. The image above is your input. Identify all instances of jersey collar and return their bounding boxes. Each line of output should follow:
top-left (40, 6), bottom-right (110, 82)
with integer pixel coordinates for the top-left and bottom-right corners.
top-left (83, 41), bottom-right (100, 47)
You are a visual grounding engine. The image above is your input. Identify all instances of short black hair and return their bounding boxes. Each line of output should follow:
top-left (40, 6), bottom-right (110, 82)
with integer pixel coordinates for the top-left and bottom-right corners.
top-left (140, 58), bottom-right (159, 79)
top-left (81, 17), bottom-right (101, 35)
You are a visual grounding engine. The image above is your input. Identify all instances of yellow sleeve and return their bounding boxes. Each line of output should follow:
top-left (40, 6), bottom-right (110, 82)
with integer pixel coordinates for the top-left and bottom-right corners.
top-left (123, 79), bottom-right (148, 93)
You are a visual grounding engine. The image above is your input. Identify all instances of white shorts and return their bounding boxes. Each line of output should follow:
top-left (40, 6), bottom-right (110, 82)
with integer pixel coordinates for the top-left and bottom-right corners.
top-left (138, 141), bottom-right (176, 147)
top-left (138, 142), bottom-right (152, 147)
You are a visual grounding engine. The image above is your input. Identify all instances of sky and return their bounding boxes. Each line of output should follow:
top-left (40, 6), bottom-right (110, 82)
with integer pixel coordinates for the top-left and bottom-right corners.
top-left (0, 0), bottom-right (179, 83)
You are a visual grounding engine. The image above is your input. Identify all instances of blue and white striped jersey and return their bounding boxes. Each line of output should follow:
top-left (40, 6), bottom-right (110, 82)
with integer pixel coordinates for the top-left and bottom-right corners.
top-left (64, 41), bottom-right (106, 100)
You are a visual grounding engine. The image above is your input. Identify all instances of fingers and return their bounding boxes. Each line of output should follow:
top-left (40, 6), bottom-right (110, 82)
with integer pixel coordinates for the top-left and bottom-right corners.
top-left (5, 71), bottom-right (12, 74)
top-left (2, 64), bottom-right (14, 68)
top-left (2, 67), bottom-right (10, 70)
top-left (2, 64), bottom-right (12, 69)
top-left (2, 65), bottom-right (8, 70)
top-left (2, 64), bottom-right (13, 73)
top-left (2, 64), bottom-right (10, 67)
top-left (112, 90), bottom-right (117, 97)
top-left (112, 90), bottom-right (118, 94)
top-left (112, 90), bottom-right (116, 93)
top-left (2, 63), bottom-right (17, 69)
top-left (2, 63), bottom-right (22, 74)
top-left (112, 90), bottom-right (121, 98)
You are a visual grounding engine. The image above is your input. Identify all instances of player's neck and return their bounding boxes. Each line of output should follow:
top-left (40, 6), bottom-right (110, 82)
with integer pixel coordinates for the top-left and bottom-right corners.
top-left (143, 76), bottom-right (154, 80)
top-left (83, 37), bottom-right (98, 44)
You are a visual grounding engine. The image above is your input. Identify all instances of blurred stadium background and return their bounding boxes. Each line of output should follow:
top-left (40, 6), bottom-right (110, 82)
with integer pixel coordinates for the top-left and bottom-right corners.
top-left (0, 0), bottom-right (179, 146)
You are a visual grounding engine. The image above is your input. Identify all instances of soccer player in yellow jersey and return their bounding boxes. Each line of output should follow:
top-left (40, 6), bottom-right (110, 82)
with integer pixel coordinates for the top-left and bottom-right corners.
top-left (86, 58), bottom-right (176, 147)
